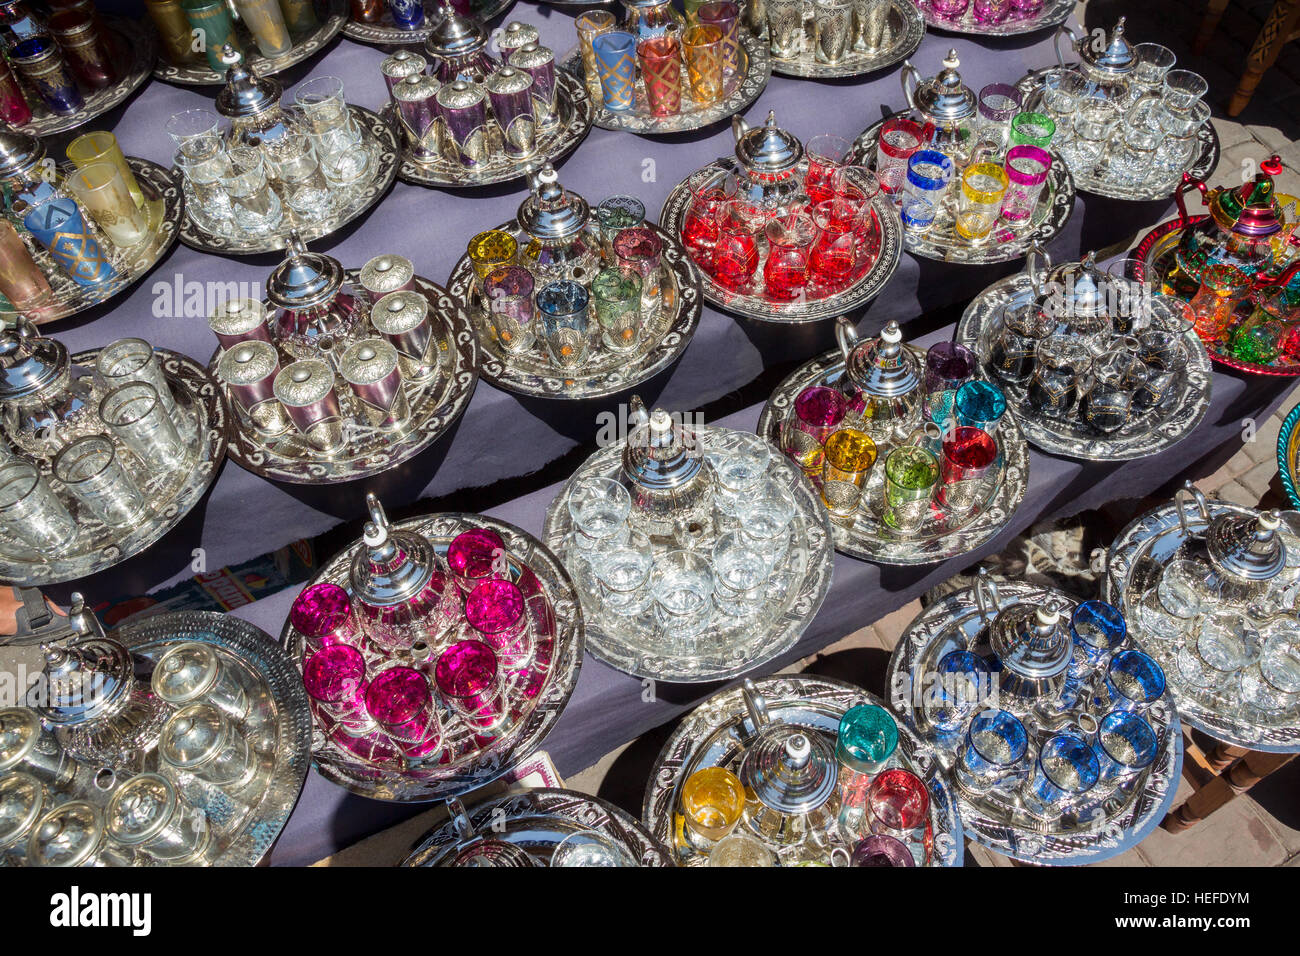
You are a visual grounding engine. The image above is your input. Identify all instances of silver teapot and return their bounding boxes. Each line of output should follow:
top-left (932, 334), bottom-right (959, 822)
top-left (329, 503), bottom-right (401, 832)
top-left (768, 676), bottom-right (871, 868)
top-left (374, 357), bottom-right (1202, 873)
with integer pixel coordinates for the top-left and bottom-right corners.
top-left (730, 110), bottom-right (805, 216)
top-left (265, 233), bottom-right (365, 361)
top-left (215, 45), bottom-right (292, 151)
top-left (1025, 246), bottom-right (1116, 347)
top-left (620, 395), bottom-right (715, 541)
top-left (0, 318), bottom-right (98, 459)
top-left (423, 1), bottom-right (498, 83)
top-left (900, 49), bottom-right (978, 167)
top-left (835, 318), bottom-right (924, 444)
top-left (517, 164), bottom-right (599, 284)
top-left (1054, 16), bottom-right (1134, 107)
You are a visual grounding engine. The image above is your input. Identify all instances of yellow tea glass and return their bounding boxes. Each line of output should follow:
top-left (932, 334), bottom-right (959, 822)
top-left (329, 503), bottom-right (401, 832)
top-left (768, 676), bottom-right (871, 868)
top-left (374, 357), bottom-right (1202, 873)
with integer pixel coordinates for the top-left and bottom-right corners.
top-left (67, 131), bottom-right (146, 210)
top-left (954, 162), bottom-right (1009, 241)
top-left (67, 162), bottom-right (151, 248)
top-left (681, 766), bottom-right (745, 841)
top-left (467, 229), bottom-right (518, 289)
top-left (1189, 264), bottom-right (1252, 342)
top-left (683, 24), bottom-right (724, 105)
top-left (820, 427), bottom-right (877, 518)
top-left (575, 10), bottom-right (616, 92)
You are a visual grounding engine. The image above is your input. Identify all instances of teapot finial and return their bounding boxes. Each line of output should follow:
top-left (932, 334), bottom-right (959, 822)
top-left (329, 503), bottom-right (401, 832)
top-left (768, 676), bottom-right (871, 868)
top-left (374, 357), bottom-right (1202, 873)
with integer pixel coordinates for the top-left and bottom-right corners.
top-left (764, 109), bottom-right (777, 127)
top-left (1113, 15), bottom-right (1126, 36)
top-left (943, 49), bottom-right (959, 69)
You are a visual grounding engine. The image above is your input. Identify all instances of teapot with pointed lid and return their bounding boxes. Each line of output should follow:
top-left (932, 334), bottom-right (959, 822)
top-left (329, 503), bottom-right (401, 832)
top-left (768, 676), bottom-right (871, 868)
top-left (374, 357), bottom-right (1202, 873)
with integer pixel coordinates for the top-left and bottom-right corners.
top-left (899, 49), bottom-right (978, 166)
top-left (423, 2), bottom-right (497, 83)
top-left (619, 395), bottom-right (715, 540)
top-left (265, 234), bottom-right (363, 359)
top-left (516, 164), bottom-right (598, 283)
top-left (1026, 247), bottom-right (1117, 346)
top-left (834, 317), bottom-right (923, 443)
top-left (0, 318), bottom-right (97, 457)
top-left (985, 601), bottom-right (1074, 705)
top-left (0, 126), bottom-right (48, 198)
top-left (215, 45), bottom-right (291, 150)
top-left (1055, 17), bottom-right (1134, 105)
top-left (730, 110), bottom-right (805, 214)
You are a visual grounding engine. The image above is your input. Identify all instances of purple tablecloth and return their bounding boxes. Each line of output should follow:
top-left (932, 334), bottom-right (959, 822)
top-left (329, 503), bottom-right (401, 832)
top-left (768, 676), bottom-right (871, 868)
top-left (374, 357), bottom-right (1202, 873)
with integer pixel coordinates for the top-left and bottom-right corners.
top-left (52, 2), bottom-right (1192, 606)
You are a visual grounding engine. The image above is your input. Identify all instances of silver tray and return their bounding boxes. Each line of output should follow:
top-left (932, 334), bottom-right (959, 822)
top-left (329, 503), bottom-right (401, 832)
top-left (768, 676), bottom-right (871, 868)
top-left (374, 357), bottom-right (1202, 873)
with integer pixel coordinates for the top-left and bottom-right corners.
top-left (542, 425), bottom-right (834, 683)
top-left (767, 0), bottom-right (925, 79)
top-left (916, 0), bottom-right (1072, 37)
top-left (13, 17), bottom-right (156, 137)
top-left (955, 272), bottom-right (1213, 461)
top-left (849, 114), bottom-right (1076, 265)
top-left (211, 272), bottom-right (479, 484)
top-left (642, 675), bottom-right (965, 865)
top-left (559, 31), bottom-right (771, 135)
top-left (446, 220), bottom-right (701, 398)
top-left (384, 69), bottom-right (594, 189)
top-left (152, 0), bottom-right (347, 86)
top-left (658, 160), bottom-right (904, 323)
top-left (404, 787), bottom-right (674, 866)
top-left (756, 346), bottom-right (1031, 565)
top-left (177, 105), bottom-right (399, 255)
top-left (0, 347), bottom-right (227, 588)
top-left (2, 159), bottom-right (183, 326)
top-left (341, 0), bottom-right (516, 47)
top-left (1103, 499), bottom-right (1300, 754)
top-left (887, 581), bottom-right (1183, 865)
top-left (112, 611), bottom-right (313, 866)
top-left (280, 513), bottom-right (585, 802)
top-left (1014, 67), bottom-right (1220, 202)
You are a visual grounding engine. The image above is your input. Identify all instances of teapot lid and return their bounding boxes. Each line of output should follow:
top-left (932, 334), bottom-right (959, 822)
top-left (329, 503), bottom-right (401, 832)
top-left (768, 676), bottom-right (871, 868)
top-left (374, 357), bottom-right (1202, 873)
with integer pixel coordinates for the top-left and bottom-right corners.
top-left (348, 493), bottom-right (437, 608)
top-left (1206, 510), bottom-right (1287, 580)
top-left (621, 396), bottom-right (703, 493)
top-left (0, 126), bottom-right (44, 183)
top-left (1041, 252), bottom-right (1111, 322)
top-left (0, 772), bottom-right (45, 848)
top-left (0, 319), bottom-right (67, 402)
top-left (1211, 156), bottom-right (1285, 239)
top-left (517, 164), bottom-right (589, 243)
top-left (1080, 17), bottom-right (1135, 75)
top-left (845, 321), bottom-right (921, 399)
top-left (28, 801), bottom-right (104, 867)
top-left (741, 725), bottom-right (838, 814)
top-left (267, 234), bottom-right (345, 311)
top-left (424, 1), bottom-right (488, 59)
top-left (733, 110), bottom-right (803, 175)
top-left (105, 773), bottom-right (178, 846)
top-left (989, 604), bottom-right (1072, 682)
top-left (34, 636), bottom-right (134, 726)
top-left (215, 45), bottom-right (283, 121)
top-left (914, 50), bottom-right (976, 122)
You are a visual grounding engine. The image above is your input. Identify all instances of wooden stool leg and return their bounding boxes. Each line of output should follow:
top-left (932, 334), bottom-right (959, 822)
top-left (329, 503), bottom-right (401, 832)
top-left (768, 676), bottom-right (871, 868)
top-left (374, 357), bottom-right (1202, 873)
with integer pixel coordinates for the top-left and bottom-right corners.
top-left (1195, 0), bottom-right (1235, 55)
top-left (1205, 742), bottom-right (1250, 774)
top-left (1162, 751), bottom-right (1295, 832)
top-left (1229, 0), bottom-right (1300, 116)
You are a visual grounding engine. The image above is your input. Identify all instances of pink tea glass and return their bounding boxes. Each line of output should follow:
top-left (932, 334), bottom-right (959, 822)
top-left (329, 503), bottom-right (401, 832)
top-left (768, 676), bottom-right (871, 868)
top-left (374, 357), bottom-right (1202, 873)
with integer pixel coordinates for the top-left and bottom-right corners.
top-left (364, 666), bottom-right (443, 759)
top-left (1000, 145), bottom-right (1052, 223)
top-left (435, 639), bottom-right (507, 731)
top-left (290, 582), bottom-right (363, 652)
top-left (303, 643), bottom-right (372, 733)
top-left (448, 527), bottom-right (508, 593)
top-left (466, 578), bottom-right (534, 670)
top-left (782, 385), bottom-right (847, 474)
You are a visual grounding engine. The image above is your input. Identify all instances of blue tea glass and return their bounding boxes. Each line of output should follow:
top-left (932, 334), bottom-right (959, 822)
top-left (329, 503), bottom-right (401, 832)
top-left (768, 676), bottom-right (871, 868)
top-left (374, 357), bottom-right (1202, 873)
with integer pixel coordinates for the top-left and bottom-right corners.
top-left (21, 197), bottom-right (118, 286)
top-left (536, 280), bottom-right (592, 369)
top-left (1102, 649), bottom-right (1166, 713)
top-left (930, 650), bottom-right (992, 733)
top-left (1026, 732), bottom-right (1100, 813)
top-left (899, 149), bottom-right (954, 233)
top-left (1070, 600), bottom-right (1127, 664)
top-left (954, 380), bottom-right (1008, 436)
top-left (957, 709), bottom-right (1027, 790)
top-left (387, 0), bottom-right (425, 30)
top-left (1093, 710), bottom-right (1158, 785)
top-left (591, 32), bottom-right (637, 112)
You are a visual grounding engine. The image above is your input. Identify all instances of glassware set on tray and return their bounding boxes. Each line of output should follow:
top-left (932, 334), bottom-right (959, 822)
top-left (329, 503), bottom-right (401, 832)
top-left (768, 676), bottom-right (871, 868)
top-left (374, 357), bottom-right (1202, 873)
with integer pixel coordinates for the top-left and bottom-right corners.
top-left (642, 676), bottom-right (964, 866)
top-left (0, 602), bottom-right (311, 866)
top-left (0, 127), bottom-right (182, 324)
top-left (1104, 485), bottom-right (1300, 754)
top-left (168, 49), bottom-right (397, 253)
top-left (282, 494), bottom-right (584, 801)
top-left (913, 0), bottom-right (1073, 37)
top-left (447, 165), bottom-right (702, 398)
top-left (1013, 18), bottom-right (1219, 202)
top-left (760, 319), bottom-right (1029, 564)
top-left (757, 0), bottom-right (924, 79)
top-left (381, 12), bottom-right (594, 188)
top-left (889, 572), bottom-right (1181, 864)
top-left (208, 237), bottom-right (478, 484)
top-left (846, 49), bottom-right (1075, 265)
top-left (0, 321), bottom-right (226, 586)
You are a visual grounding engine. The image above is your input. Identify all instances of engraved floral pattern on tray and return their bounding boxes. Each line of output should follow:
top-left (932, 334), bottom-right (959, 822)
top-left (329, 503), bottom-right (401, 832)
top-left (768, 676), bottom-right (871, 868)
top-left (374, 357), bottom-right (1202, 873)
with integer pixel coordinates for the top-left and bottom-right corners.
top-left (765, 0), bottom-right (925, 79)
top-left (913, 0), bottom-right (1073, 37)
top-left (542, 425), bottom-right (833, 683)
top-left (955, 272), bottom-right (1213, 461)
top-left (280, 513), bottom-right (584, 802)
top-left (756, 346), bottom-right (1030, 565)
top-left (887, 581), bottom-right (1182, 865)
top-left (642, 674), bottom-right (965, 866)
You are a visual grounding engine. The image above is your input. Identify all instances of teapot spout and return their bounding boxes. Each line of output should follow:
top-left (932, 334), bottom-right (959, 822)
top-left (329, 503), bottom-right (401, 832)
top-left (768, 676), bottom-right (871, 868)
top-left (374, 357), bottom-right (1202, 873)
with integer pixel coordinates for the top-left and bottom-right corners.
top-left (731, 113), bottom-right (750, 145)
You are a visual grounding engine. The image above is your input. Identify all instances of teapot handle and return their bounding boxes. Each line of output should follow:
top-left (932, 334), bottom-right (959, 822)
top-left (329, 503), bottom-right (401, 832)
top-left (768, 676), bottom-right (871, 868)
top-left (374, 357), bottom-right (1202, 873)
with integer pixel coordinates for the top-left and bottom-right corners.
top-left (900, 62), bottom-right (921, 110)
top-left (1025, 241), bottom-right (1052, 296)
top-left (1174, 172), bottom-right (1209, 227)
top-left (1174, 481), bottom-right (1212, 539)
top-left (974, 567), bottom-right (1001, 625)
top-left (742, 678), bottom-right (771, 732)
top-left (446, 797), bottom-right (475, 841)
top-left (834, 315), bottom-right (859, 361)
top-left (1053, 24), bottom-right (1079, 68)
top-left (1254, 257), bottom-right (1300, 291)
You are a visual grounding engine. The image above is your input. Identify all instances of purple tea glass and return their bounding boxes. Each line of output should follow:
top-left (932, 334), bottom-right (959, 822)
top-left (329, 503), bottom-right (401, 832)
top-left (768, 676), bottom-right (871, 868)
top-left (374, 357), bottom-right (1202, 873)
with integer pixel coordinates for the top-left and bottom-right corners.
top-left (448, 527), bottom-right (508, 594)
top-left (782, 385), bottom-right (847, 475)
top-left (465, 578), bottom-right (534, 670)
top-left (364, 666), bottom-right (443, 759)
top-left (302, 644), bottom-right (372, 733)
top-left (850, 834), bottom-right (916, 867)
top-left (927, 0), bottom-right (971, 19)
top-left (1009, 0), bottom-right (1044, 13)
top-left (923, 342), bottom-right (977, 426)
top-left (972, 0), bottom-right (1011, 24)
top-left (291, 582), bottom-right (364, 653)
top-left (435, 640), bottom-right (507, 731)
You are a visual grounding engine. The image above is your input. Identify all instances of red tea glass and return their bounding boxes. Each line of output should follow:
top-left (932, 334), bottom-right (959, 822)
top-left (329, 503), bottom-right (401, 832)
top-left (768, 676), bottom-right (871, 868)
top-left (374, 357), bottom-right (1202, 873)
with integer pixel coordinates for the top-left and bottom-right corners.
top-left (876, 117), bottom-right (928, 192)
top-left (682, 169), bottom-right (737, 267)
top-left (364, 666), bottom-right (443, 758)
top-left (804, 134), bottom-right (853, 204)
top-left (831, 166), bottom-right (881, 257)
top-left (763, 211), bottom-right (816, 300)
top-left (435, 640), bottom-right (507, 731)
top-left (1000, 145), bottom-right (1051, 223)
top-left (809, 198), bottom-right (867, 288)
top-left (0, 57), bottom-right (32, 126)
top-left (302, 644), bottom-right (372, 733)
top-left (937, 425), bottom-right (998, 514)
top-left (783, 385), bottom-right (847, 474)
top-left (713, 200), bottom-right (761, 289)
top-left (867, 767), bottom-right (931, 863)
top-left (637, 32), bottom-right (682, 117)
top-left (448, 527), bottom-right (507, 593)
top-left (290, 582), bottom-right (363, 653)
top-left (466, 578), bottom-right (534, 670)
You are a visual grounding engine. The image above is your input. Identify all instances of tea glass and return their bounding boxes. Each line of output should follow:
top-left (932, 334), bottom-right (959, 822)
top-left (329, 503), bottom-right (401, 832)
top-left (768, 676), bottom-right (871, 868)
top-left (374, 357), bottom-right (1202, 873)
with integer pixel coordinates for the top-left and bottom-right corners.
top-left (762, 212), bottom-right (815, 300)
top-left (820, 427), bottom-right (877, 518)
top-left (737, 489), bottom-right (795, 565)
top-left (882, 445), bottom-right (939, 533)
top-left (681, 766), bottom-right (745, 842)
top-left (809, 197), bottom-right (868, 288)
top-left (713, 199), bottom-right (761, 289)
top-left (867, 768), bottom-right (930, 864)
top-left (936, 425), bottom-right (997, 515)
top-left (930, 650), bottom-right (993, 733)
top-left (0, 460), bottom-right (77, 551)
top-left (1008, 111), bottom-right (1056, 150)
top-left (575, 10), bottom-right (617, 88)
top-left (551, 830), bottom-right (633, 867)
top-left (466, 578), bottom-right (533, 670)
top-left (52, 435), bottom-right (145, 528)
top-left (875, 117), bottom-right (927, 194)
top-left (594, 196), bottom-right (646, 258)
top-left (638, 31), bottom-right (683, 117)
top-left (165, 109), bottom-right (226, 160)
top-left (1093, 710), bottom-right (1159, 786)
top-left (434, 640), bottom-right (507, 732)
top-left (1162, 69), bottom-right (1208, 112)
top-left (683, 24), bottom-right (725, 105)
top-left (955, 162), bottom-right (1009, 241)
top-left (302, 643), bottom-right (372, 733)
top-left (1022, 732), bottom-right (1099, 817)
top-left (294, 75), bottom-right (352, 136)
top-left (364, 665), bottom-right (443, 758)
top-left (595, 547), bottom-right (654, 616)
top-left (289, 581), bottom-right (363, 652)
top-left (1189, 264), bottom-right (1251, 341)
top-left (448, 527), bottom-right (509, 594)
top-left (1027, 335), bottom-right (1091, 420)
top-left (783, 385), bottom-right (847, 475)
top-left (1132, 43), bottom-right (1176, 98)
top-left (94, 337), bottom-right (184, 428)
top-left (651, 549), bottom-right (715, 640)
top-left (813, 0), bottom-right (852, 64)
top-left (928, 0), bottom-right (970, 18)
top-left (708, 432), bottom-right (771, 519)
top-left (536, 279), bottom-right (592, 370)
top-left (681, 168), bottom-right (737, 264)
top-left (1000, 145), bottom-right (1051, 224)
top-left (591, 31), bottom-right (637, 111)
top-left (66, 161), bottom-right (150, 249)
top-left (613, 225), bottom-right (664, 308)
top-left (467, 229), bottom-right (518, 287)
top-left (899, 150), bottom-right (954, 233)
top-left (1098, 649), bottom-right (1166, 713)
top-left (220, 147), bottom-right (283, 234)
top-left (972, 0), bottom-right (1011, 23)
top-left (1070, 599), bottom-right (1126, 664)
top-left (850, 834), bottom-right (915, 867)
top-left (1153, 101), bottom-right (1210, 181)
top-left (1069, 97), bottom-right (1120, 169)
top-left (708, 832), bottom-right (775, 866)
top-left (953, 379), bottom-right (1006, 436)
top-left (805, 134), bottom-right (853, 204)
top-left (568, 476), bottom-right (631, 554)
top-left (956, 708), bottom-right (1028, 792)
top-left (591, 267), bottom-right (643, 352)
top-left (765, 0), bottom-right (804, 58)
top-left (265, 133), bottom-right (331, 218)
top-left (924, 341), bottom-right (977, 426)
top-left (175, 146), bottom-right (234, 223)
top-left (99, 382), bottom-right (187, 472)
top-left (483, 265), bottom-right (536, 353)
top-left (976, 83), bottom-right (1023, 155)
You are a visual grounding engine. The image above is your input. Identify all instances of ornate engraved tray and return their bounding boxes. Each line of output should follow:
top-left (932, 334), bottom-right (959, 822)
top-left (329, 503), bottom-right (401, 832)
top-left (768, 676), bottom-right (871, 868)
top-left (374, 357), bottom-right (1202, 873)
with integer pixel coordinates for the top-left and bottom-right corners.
top-left (955, 271), bottom-right (1213, 461)
top-left (642, 675), bottom-right (965, 866)
top-left (280, 513), bottom-right (584, 801)
top-left (211, 272), bottom-right (479, 484)
top-left (542, 424), bottom-right (833, 683)
top-left (559, 31), bottom-right (770, 135)
top-left (914, 0), bottom-right (1072, 37)
top-left (404, 788), bottom-right (674, 866)
top-left (1103, 499), bottom-right (1300, 754)
top-left (152, 0), bottom-right (347, 85)
top-left (3, 160), bottom-right (183, 326)
top-left (849, 113), bottom-right (1075, 265)
top-left (384, 70), bottom-right (593, 189)
top-left (1278, 401), bottom-right (1300, 510)
top-left (1135, 216), bottom-right (1300, 376)
top-left (14, 17), bottom-right (156, 137)
top-left (177, 106), bottom-right (398, 255)
top-left (765, 0), bottom-right (925, 79)
top-left (887, 580), bottom-right (1183, 865)
top-left (446, 220), bottom-right (701, 398)
top-left (757, 345), bottom-right (1030, 565)
top-left (1014, 67), bottom-right (1220, 202)
top-left (0, 347), bottom-right (226, 588)
top-left (341, 0), bottom-right (516, 47)
top-left (659, 160), bottom-right (903, 323)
